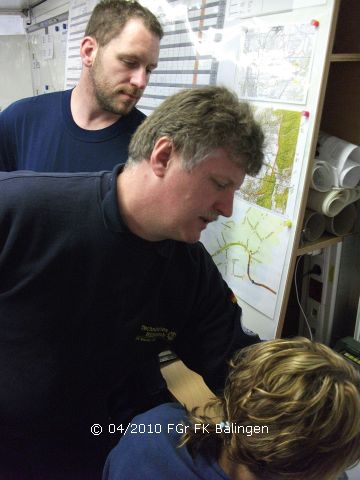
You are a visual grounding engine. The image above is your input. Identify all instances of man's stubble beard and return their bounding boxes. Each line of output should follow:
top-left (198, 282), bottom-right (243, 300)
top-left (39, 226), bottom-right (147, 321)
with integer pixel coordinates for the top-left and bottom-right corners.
top-left (89, 58), bottom-right (140, 116)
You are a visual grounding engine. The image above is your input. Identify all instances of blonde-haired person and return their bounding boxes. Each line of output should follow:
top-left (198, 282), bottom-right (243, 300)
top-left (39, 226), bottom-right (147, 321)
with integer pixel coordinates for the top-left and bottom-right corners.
top-left (103, 337), bottom-right (360, 480)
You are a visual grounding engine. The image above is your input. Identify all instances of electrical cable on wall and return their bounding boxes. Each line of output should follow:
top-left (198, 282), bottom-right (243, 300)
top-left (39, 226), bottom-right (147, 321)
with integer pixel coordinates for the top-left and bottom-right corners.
top-left (294, 254), bottom-right (314, 341)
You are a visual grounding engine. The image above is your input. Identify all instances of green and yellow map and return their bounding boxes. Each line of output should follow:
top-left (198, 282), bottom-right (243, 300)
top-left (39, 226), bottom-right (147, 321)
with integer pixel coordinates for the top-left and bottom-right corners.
top-left (238, 108), bottom-right (302, 214)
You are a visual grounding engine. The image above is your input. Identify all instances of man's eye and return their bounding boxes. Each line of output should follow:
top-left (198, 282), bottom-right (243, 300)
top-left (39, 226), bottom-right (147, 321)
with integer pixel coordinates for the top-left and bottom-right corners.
top-left (122, 59), bottom-right (137, 68)
top-left (213, 180), bottom-right (227, 190)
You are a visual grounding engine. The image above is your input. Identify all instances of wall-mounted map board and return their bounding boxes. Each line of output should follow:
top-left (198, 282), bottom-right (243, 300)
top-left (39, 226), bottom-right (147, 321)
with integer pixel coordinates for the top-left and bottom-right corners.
top-left (63, 0), bottom-right (338, 339)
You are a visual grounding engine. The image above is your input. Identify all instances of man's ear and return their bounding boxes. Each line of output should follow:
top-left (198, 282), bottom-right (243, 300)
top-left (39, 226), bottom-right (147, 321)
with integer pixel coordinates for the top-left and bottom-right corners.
top-left (149, 137), bottom-right (173, 177)
top-left (80, 36), bottom-right (98, 68)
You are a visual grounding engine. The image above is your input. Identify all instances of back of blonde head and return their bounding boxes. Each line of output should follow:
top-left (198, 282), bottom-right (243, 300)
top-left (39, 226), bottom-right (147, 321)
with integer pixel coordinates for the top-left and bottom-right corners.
top-left (181, 337), bottom-right (360, 480)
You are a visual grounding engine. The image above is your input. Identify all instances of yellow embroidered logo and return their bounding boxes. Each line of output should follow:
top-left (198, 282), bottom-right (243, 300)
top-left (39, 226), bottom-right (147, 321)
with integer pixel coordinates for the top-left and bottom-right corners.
top-left (136, 325), bottom-right (177, 343)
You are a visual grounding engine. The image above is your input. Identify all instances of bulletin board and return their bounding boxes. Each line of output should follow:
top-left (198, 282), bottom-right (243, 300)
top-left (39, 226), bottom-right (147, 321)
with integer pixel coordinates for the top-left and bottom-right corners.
top-left (64, 0), bottom-right (337, 340)
top-left (27, 17), bottom-right (68, 95)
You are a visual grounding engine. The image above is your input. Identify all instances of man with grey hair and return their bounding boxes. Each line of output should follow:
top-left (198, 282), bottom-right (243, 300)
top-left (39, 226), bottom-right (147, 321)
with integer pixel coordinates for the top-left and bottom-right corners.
top-left (0, 86), bottom-right (264, 479)
top-left (0, 0), bottom-right (167, 454)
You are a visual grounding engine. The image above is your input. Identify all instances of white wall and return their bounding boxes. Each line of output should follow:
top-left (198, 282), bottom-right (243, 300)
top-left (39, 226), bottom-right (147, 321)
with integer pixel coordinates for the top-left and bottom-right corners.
top-left (0, 35), bottom-right (33, 110)
top-left (0, 0), bottom-right (70, 110)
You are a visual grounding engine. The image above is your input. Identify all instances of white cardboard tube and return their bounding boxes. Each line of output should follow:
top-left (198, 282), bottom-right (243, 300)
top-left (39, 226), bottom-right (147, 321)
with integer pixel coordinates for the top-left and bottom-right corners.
top-left (302, 209), bottom-right (326, 242)
top-left (311, 160), bottom-right (336, 192)
top-left (339, 159), bottom-right (360, 188)
top-left (324, 204), bottom-right (357, 236)
top-left (307, 188), bottom-right (360, 217)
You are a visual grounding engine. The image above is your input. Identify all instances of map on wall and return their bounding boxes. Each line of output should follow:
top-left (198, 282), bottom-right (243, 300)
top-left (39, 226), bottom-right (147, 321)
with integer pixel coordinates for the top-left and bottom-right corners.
top-left (238, 108), bottom-right (303, 215)
top-left (201, 203), bottom-right (290, 319)
top-left (201, 104), bottom-right (309, 318)
top-left (234, 22), bottom-right (318, 104)
top-left (62, 0), bottom-right (331, 336)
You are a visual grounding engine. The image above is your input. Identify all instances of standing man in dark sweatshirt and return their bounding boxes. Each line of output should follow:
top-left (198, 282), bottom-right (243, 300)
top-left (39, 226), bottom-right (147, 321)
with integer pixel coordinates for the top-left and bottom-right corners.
top-left (0, 0), bottom-right (172, 441)
top-left (0, 0), bottom-right (162, 172)
top-left (0, 86), bottom-right (264, 479)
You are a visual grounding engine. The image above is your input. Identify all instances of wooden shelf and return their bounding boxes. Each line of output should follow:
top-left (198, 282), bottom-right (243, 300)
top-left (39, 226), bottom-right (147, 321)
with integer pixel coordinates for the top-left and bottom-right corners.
top-left (320, 61), bottom-right (360, 145)
top-left (332, 0), bottom-right (360, 54)
top-left (330, 53), bottom-right (360, 62)
top-left (297, 233), bottom-right (346, 256)
top-left (280, 0), bottom-right (360, 338)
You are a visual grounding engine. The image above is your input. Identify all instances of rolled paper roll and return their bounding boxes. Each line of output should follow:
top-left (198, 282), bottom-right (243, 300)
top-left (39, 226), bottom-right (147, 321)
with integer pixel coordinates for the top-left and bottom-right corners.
top-left (311, 159), bottom-right (336, 191)
top-left (317, 131), bottom-right (330, 146)
top-left (339, 158), bottom-right (360, 188)
top-left (307, 187), bottom-right (360, 217)
top-left (302, 209), bottom-right (326, 242)
top-left (348, 188), bottom-right (360, 203)
top-left (324, 204), bottom-right (357, 236)
top-left (318, 133), bottom-right (360, 172)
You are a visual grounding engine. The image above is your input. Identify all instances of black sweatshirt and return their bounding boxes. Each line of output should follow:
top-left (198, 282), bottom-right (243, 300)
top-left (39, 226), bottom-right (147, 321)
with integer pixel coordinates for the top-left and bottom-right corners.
top-left (0, 165), bottom-right (259, 442)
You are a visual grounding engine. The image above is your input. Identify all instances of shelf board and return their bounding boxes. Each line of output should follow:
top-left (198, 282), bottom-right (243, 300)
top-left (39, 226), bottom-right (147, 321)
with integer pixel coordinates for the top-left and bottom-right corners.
top-left (297, 233), bottom-right (346, 256)
top-left (330, 53), bottom-right (360, 62)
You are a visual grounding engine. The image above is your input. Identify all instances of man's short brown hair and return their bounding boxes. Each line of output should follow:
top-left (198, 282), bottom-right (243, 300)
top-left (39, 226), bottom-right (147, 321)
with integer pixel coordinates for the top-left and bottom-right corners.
top-left (85, 0), bottom-right (163, 46)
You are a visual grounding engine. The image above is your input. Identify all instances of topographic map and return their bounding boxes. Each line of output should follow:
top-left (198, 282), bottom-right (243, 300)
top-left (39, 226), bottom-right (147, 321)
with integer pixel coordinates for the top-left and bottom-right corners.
top-left (201, 203), bottom-right (290, 318)
top-left (235, 22), bottom-right (317, 104)
top-left (202, 106), bottom-right (305, 316)
top-left (238, 108), bottom-right (302, 215)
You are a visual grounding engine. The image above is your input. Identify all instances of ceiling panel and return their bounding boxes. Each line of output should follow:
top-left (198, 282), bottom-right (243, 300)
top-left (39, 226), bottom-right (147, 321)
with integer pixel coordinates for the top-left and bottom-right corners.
top-left (0, 1), bottom-right (41, 13)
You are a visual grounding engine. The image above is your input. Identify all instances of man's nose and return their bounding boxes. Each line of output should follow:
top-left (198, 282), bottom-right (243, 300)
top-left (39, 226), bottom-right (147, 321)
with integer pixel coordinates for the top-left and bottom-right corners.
top-left (130, 67), bottom-right (148, 90)
top-left (215, 191), bottom-right (235, 218)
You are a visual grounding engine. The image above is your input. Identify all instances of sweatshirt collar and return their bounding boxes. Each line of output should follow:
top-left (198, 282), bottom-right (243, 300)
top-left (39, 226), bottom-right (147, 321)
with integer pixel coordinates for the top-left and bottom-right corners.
top-left (101, 164), bottom-right (173, 258)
